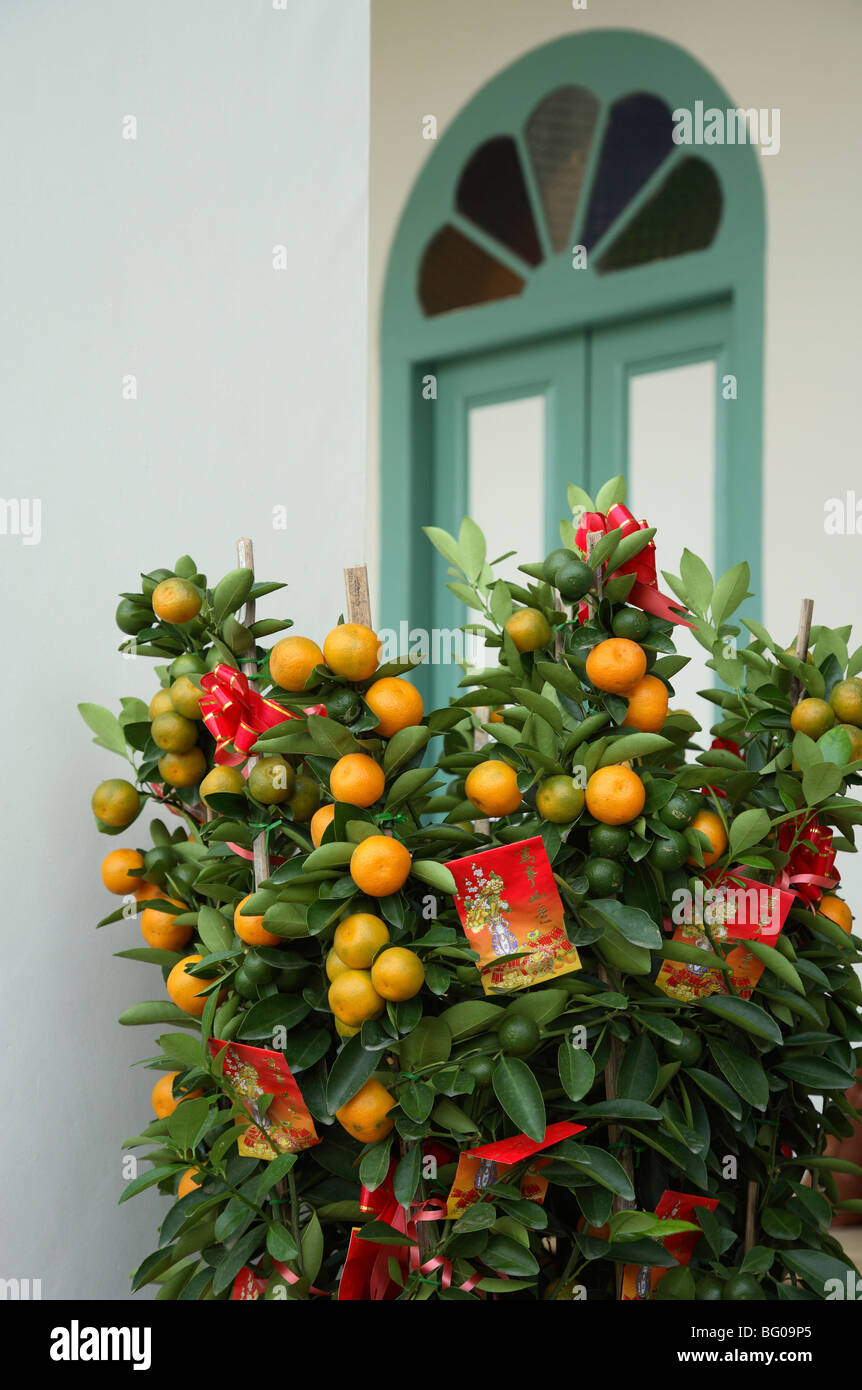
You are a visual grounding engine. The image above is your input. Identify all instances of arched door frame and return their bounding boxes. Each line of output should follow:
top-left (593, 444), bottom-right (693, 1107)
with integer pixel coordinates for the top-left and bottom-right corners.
top-left (380, 30), bottom-right (765, 674)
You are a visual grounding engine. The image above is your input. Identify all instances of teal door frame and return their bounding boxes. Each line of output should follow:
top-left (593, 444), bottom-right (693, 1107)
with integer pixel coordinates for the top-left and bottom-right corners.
top-left (379, 30), bottom-right (765, 704)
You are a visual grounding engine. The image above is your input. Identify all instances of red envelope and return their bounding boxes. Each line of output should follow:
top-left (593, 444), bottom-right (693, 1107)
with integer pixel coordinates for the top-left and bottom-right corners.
top-left (208, 1039), bottom-right (319, 1158)
top-left (465, 1121), bottom-right (585, 1165)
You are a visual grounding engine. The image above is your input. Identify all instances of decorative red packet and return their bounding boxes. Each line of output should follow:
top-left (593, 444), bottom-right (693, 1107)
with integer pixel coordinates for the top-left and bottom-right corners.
top-left (702, 868), bottom-right (795, 943)
top-left (621, 1189), bottom-right (718, 1301)
top-left (655, 925), bottom-right (767, 1003)
top-left (208, 1039), bottom-right (319, 1159)
top-left (232, 1266), bottom-right (266, 1301)
top-left (446, 837), bottom-right (581, 993)
top-left (446, 1122), bottom-right (585, 1218)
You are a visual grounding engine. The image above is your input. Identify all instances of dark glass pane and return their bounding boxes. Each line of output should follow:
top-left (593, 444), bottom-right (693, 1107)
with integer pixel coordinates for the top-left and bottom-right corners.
top-left (582, 93), bottom-right (676, 250)
top-left (455, 136), bottom-right (542, 266)
top-left (418, 225), bottom-right (525, 316)
top-left (596, 158), bottom-right (722, 273)
top-left (525, 86), bottom-right (599, 252)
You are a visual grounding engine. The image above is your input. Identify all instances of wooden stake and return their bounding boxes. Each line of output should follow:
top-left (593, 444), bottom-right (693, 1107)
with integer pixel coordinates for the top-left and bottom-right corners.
top-left (473, 708), bottom-right (491, 837)
top-left (789, 598), bottom-right (815, 707)
top-left (236, 538), bottom-right (270, 890)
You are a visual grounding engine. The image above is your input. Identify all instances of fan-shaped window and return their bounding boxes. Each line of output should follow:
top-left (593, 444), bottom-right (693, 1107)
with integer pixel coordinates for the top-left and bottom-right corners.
top-left (417, 85), bottom-right (723, 316)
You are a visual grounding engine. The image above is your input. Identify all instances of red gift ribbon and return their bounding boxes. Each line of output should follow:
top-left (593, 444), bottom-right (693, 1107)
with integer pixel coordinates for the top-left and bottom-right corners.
top-left (777, 816), bottom-right (838, 905)
top-left (574, 503), bottom-right (692, 627)
top-left (199, 664), bottom-right (296, 765)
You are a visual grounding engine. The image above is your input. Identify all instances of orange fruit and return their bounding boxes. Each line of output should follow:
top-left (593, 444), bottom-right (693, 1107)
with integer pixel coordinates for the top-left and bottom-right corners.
top-left (177, 1167), bottom-right (203, 1199)
top-left (247, 756), bottom-right (294, 804)
top-left (323, 624), bottom-right (380, 682)
top-left (535, 776), bottom-right (585, 824)
top-left (270, 636), bottom-right (325, 692)
top-left (349, 835), bottom-right (412, 897)
top-left (829, 679), bottom-right (862, 727)
top-left (621, 674), bottom-right (668, 733)
top-left (335, 1017), bottom-right (361, 1038)
top-left (333, 913), bottom-right (390, 969)
top-left (370, 946), bottom-right (425, 1001)
top-left (328, 969), bottom-right (385, 1026)
top-left (586, 638), bottom-right (647, 694)
top-left (100, 848), bottom-right (145, 895)
top-left (92, 778), bottom-right (140, 828)
top-left (818, 894), bottom-right (853, 933)
top-left (585, 765), bottom-right (646, 825)
top-left (488, 708), bottom-right (506, 723)
top-left (686, 809), bottom-right (728, 867)
top-left (200, 765), bottom-right (246, 804)
top-left (790, 698), bottom-right (836, 739)
top-left (837, 724), bottom-right (862, 760)
top-left (505, 608), bottom-right (552, 653)
top-left (329, 753), bottom-right (385, 807)
top-left (149, 689), bottom-right (175, 719)
top-left (325, 948), bottom-right (351, 983)
top-left (170, 675), bottom-right (204, 719)
top-left (310, 804), bottom-right (335, 847)
top-left (234, 894), bottom-right (280, 947)
top-left (167, 955), bottom-right (219, 1017)
top-left (335, 1078), bottom-right (396, 1143)
top-left (158, 747), bottom-right (206, 788)
top-left (465, 760), bottom-right (523, 817)
top-left (151, 1071), bottom-right (201, 1118)
top-left (364, 677), bottom-right (424, 738)
top-left (151, 709), bottom-right (198, 753)
top-left (134, 880), bottom-right (163, 903)
top-left (140, 898), bottom-right (193, 950)
top-left (152, 578), bottom-right (201, 625)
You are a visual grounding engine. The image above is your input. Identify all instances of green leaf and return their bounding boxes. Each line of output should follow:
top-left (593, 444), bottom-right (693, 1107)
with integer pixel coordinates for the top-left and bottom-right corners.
top-left (399, 1017), bottom-right (452, 1072)
top-left (761, 1208), bottom-right (802, 1241)
top-left (78, 702), bottom-right (129, 758)
top-left (301, 1213), bottom-right (324, 1283)
top-left (212, 568), bottom-right (254, 624)
top-left (197, 906), bottom-right (234, 955)
top-left (410, 860), bottom-right (457, 894)
top-left (598, 733), bottom-right (671, 765)
top-left (710, 561), bottom-right (751, 626)
top-left (802, 763), bottom-right (843, 805)
top-left (561, 1142), bottom-right (636, 1201)
top-left (211, 1225), bottom-right (266, 1296)
top-left (686, 1068), bottom-right (744, 1120)
top-left (580, 898), bottom-right (662, 950)
top-left (383, 726), bottom-right (431, 775)
top-left (595, 475), bottom-right (626, 513)
top-left (781, 1247), bottom-right (854, 1294)
top-left (616, 1034), bottom-right (659, 1102)
top-left (492, 1058), bottom-right (546, 1141)
top-left (359, 1139), bottom-right (394, 1193)
top-left (393, 1142), bottom-right (423, 1208)
top-left (699, 994), bottom-right (783, 1045)
top-left (438, 1001), bottom-right (503, 1041)
top-left (158, 1033), bottom-right (204, 1068)
top-left (236, 995), bottom-right (310, 1042)
top-left (326, 1035), bottom-right (380, 1113)
top-left (459, 516), bottom-right (486, 582)
top-left (741, 1245), bottom-right (775, 1275)
top-left (166, 1097), bottom-right (211, 1151)
top-left (306, 714), bottom-right (361, 758)
top-left (728, 808), bottom-right (771, 857)
top-left (118, 1164), bottom-right (185, 1203)
top-left (679, 549), bottom-right (714, 615)
top-left (483, 1235), bottom-right (539, 1279)
top-left (118, 1002), bottom-right (201, 1029)
top-left (744, 940), bottom-right (804, 994)
top-left (256, 1151), bottom-right (298, 1203)
top-left (777, 1057), bottom-right (856, 1090)
top-left (422, 525), bottom-right (463, 572)
top-left (709, 1041), bottom-right (769, 1110)
top-left (557, 1042), bottom-right (595, 1101)
top-left (266, 1222), bottom-right (299, 1263)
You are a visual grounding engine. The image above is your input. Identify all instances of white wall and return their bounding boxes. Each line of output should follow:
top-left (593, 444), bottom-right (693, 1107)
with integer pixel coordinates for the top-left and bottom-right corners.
top-left (0, 0), bottom-right (369, 1298)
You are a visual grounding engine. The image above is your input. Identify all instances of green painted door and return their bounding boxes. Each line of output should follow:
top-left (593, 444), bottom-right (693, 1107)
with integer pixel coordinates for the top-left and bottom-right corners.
top-left (424, 300), bottom-right (733, 711)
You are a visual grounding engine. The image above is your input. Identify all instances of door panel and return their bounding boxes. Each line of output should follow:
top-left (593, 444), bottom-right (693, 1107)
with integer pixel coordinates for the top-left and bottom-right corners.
top-left (430, 336), bottom-right (587, 710)
top-left (591, 304), bottom-right (728, 734)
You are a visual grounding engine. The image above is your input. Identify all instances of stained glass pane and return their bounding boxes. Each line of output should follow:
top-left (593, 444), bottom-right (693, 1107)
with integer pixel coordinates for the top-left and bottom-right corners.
top-left (582, 93), bottom-right (676, 250)
top-left (455, 137), bottom-right (542, 266)
top-left (418, 225), bottom-right (525, 317)
top-left (596, 159), bottom-right (722, 272)
top-left (525, 87), bottom-right (599, 252)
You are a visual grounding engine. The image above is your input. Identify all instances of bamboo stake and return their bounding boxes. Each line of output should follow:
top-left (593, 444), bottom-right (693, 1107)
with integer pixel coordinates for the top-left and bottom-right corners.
top-left (236, 538), bottom-right (270, 889)
top-left (473, 708), bottom-right (491, 836)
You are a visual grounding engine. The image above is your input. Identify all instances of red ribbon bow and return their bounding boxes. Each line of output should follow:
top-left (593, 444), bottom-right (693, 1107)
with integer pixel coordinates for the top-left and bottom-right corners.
top-left (199, 664), bottom-right (295, 765)
top-left (574, 502), bottom-right (691, 627)
top-left (777, 816), bottom-right (838, 904)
